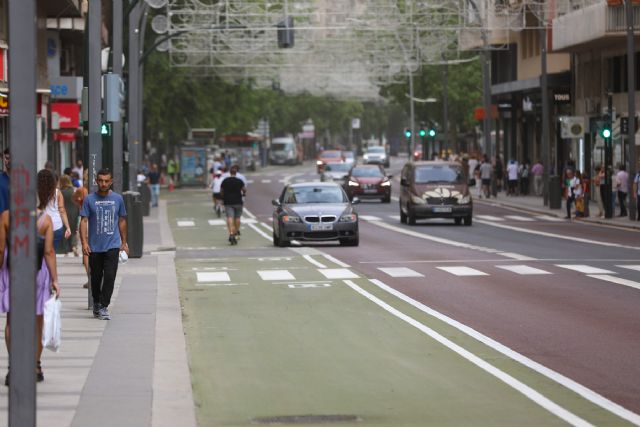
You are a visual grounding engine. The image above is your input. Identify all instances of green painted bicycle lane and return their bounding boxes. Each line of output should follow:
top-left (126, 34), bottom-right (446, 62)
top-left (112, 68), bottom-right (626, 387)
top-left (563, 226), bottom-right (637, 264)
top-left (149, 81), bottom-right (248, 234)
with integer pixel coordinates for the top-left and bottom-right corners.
top-left (166, 190), bottom-right (636, 427)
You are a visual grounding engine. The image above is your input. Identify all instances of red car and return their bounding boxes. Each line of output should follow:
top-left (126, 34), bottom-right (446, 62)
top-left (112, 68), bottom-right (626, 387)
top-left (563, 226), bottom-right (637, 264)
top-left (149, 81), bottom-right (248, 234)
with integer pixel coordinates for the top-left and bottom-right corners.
top-left (345, 165), bottom-right (392, 203)
top-left (316, 150), bottom-right (344, 173)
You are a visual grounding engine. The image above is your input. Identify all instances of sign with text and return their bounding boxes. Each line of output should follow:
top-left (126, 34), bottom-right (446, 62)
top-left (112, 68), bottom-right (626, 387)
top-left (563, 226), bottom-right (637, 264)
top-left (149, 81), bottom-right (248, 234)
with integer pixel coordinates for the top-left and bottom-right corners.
top-left (51, 102), bottom-right (80, 129)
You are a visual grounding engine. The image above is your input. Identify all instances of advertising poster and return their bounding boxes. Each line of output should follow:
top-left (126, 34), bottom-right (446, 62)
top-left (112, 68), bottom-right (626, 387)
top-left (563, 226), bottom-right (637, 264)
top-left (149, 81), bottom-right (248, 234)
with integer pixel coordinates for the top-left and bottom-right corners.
top-left (180, 147), bottom-right (207, 186)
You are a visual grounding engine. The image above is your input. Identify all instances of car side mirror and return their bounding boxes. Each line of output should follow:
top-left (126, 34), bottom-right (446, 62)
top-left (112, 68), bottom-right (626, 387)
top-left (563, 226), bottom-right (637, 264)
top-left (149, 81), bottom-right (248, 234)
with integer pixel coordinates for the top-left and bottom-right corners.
top-left (272, 199), bottom-right (281, 207)
top-left (351, 197), bottom-right (361, 205)
top-left (400, 178), bottom-right (408, 186)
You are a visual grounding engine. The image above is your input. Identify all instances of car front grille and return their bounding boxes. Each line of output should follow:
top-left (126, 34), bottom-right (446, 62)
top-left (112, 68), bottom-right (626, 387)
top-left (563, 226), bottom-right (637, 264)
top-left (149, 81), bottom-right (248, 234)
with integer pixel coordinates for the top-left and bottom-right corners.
top-left (304, 215), bottom-right (336, 223)
top-left (426, 197), bottom-right (457, 205)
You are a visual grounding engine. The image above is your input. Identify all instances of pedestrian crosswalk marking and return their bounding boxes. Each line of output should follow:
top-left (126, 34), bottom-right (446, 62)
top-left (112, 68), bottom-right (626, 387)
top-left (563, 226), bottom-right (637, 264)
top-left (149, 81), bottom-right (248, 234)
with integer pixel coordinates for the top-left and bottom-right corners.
top-left (261, 179), bottom-right (272, 183)
top-left (617, 265), bottom-right (640, 272)
top-left (258, 270), bottom-right (295, 281)
top-left (476, 215), bottom-right (505, 221)
top-left (243, 218), bottom-right (257, 224)
top-left (208, 219), bottom-right (226, 226)
top-left (247, 179), bottom-right (254, 184)
top-left (496, 265), bottom-right (552, 275)
top-left (197, 272), bottom-right (230, 282)
top-left (587, 274), bottom-right (640, 291)
top-left (437, 266), bottom-right (488, 276)
top-left (177, 220), bottom-right (195, 227)
top-left (555, 265), bottom-right (615, 274)
top-left (378, 267), bottom-right (424, 278)
top-left (498, 252), bottom-right (537, 261)
top-left (535, 215), bottom-right (564, 222)
top-left (196, 282), bottom-right (246, 287)
top-left (318, 268), bottom-right (359, 279)
top-left (360, 215), bottom-right (382, 221)
top-left (505, 215), bottom-right (535, 222)
top-left (288, 283), bottom-right (331, 289)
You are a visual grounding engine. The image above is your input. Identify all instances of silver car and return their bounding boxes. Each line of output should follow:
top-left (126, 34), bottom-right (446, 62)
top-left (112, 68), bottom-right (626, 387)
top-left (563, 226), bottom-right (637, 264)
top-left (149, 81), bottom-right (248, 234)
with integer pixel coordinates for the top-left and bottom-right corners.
top-left (363, 146), bottom-right (389, 167)
top-left (272, 182), bottom-right (359, 247)
top-left (320, 162), bottom-right (352, 187)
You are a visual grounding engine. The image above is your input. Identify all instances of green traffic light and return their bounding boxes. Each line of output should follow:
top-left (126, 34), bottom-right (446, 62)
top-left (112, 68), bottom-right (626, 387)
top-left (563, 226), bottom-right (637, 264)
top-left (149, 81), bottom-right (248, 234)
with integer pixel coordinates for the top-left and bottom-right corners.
top-left (404, 129), bottom-right (412, 138)
top-left (428, 129), bottom-right (436, 137)
top-left (601, 128), bottom-right (611, 138)
top-left (419, 129), bottom-right (426, 137)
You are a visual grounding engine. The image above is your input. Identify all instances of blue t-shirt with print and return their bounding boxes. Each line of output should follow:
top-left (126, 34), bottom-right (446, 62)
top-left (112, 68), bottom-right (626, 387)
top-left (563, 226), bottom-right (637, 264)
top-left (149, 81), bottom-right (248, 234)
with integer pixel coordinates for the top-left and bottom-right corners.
top-left (80, 191), bottom-right (127, 252)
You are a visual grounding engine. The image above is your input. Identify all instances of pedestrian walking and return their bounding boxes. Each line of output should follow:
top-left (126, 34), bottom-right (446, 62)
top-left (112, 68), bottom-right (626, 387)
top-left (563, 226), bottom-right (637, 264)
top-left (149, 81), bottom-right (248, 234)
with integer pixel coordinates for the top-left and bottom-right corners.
top-left (531, 160), bottom-right (544, 196)
top-left (147, 163), bottom-right (161, 207)
top-left (594, 166), bottom-right (605, 218)
top-left (520, 160), bottom-right (530, 195)
top-left (45, 173), bottom-right (72, 250)
top-left (506, 159), bottom-right (518, 196)
top-left (479, 155), bottom-right (492, 198)
top-left (220, 165), bottom-right (246, 245)
top-left (467, 155), bottom-right (478, 187)
top-left (72, 169), bottom-right (90, 288)
top-left (494, 156), bottom-right (504, 193)
top-left (0, 169), bottom-right (61, 385)
top-left (564, 168), bottom-right (581, 219)
top-left (57, 175), bottom-right (79, 256)
top-left (615, 164), bottom-right (629, 217)
top-left (633, 167), bottom-right (640, 221)
top-left (79, 169), bottom-right (128, 320)
top-left (211, 166), bottom-right (225, 218)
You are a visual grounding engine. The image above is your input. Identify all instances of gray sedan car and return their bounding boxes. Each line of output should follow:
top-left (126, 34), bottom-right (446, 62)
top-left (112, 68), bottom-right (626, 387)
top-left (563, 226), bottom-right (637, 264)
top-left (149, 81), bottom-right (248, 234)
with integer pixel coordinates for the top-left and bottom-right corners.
top-left (272, 182), bottom-right (359, 247)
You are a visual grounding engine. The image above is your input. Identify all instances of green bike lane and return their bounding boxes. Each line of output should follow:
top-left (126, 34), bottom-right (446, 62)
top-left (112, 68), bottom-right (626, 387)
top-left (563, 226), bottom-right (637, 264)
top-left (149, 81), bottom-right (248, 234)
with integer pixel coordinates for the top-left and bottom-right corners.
top-left (166, 190), bottom-right (636, 427)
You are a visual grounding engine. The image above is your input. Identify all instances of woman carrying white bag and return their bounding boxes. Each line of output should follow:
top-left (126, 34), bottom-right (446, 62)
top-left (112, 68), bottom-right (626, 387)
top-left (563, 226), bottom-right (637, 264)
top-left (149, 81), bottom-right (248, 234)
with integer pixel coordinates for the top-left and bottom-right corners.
top-left (0, 169), bottom-right (61, 386)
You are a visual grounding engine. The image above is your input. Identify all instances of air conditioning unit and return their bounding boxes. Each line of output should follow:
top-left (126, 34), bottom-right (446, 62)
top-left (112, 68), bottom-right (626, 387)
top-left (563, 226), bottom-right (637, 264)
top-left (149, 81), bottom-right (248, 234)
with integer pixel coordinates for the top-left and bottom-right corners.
top-left (560, 116), bottom-right (585, 139)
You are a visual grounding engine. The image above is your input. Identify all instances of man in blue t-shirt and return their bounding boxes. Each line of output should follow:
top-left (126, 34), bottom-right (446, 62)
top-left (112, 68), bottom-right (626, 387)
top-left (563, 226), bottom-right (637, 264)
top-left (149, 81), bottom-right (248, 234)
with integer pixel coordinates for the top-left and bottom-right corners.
top-left (79, 168), bottom-right (128, 320)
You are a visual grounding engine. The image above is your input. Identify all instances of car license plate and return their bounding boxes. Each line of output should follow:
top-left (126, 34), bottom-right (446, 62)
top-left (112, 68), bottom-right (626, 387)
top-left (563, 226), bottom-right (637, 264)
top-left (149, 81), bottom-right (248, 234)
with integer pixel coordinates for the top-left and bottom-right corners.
top-left (433, 207), bottom-right (452, 213)
top-left (310, 224), bottom-right (333, 231)
top-left (364, 189), bottom-right (378, 194)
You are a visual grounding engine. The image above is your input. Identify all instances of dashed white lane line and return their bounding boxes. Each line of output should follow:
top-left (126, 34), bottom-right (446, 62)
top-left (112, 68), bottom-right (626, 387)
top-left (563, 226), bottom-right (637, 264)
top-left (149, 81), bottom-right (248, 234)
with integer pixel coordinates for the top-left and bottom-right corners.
top-left (476, 215), bottom-right (505, 221)
top-left (257, 270), bottom-right (295, 281)
top-left (555, 265), bottom-right (615, 274)
top-left (196, 272), bottom-right (230, 282)
top-left (388, 215), bottom-right (401, 221)
top-left (617, 265), bottom-right (640, 272)
top-left (378, 267), bottom-right (424, 278)
top-left (505, 215), bottom-right (535, 222)
top-left (208, 219), bottom-right (226, 226)
top-left (535, 215), bottom-right (564, 222)
top-left (302, 254), bottom-right (327, 269)
top-left (261, 179), bottom-right (272, 183)
top-left (496, 265), bottom-right (552, 275)
top-left (587, 274), bottom-right (640, 291)
top-left (344, 279), bottom-right (592, 427)
top-left (196, 282), bottom-right (247, 287)
top-left (177, 220), bottom-right (195, 227)
top-left (498, 252), bottom-right (537, 261)
top-left (247, 179), bottom-right (254, 184)
top-left (247, 222), bottom-right (273, 241)
top-left (360, 215), bottom-right (382, 221)
top-left (437, 266), bottom-right (488, 276)
top-left (322, 254), bottom-right (350, 268)
top-left (318, 268), bottom-right (359, 279)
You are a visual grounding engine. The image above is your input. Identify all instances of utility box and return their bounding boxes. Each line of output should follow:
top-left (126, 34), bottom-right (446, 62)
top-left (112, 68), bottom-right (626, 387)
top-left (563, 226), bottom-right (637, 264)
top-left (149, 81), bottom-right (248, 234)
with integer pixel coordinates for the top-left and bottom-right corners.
top-left (123, 191), bottom-right (144, 258)
top-left (277, 16), bottom-right (294, 48)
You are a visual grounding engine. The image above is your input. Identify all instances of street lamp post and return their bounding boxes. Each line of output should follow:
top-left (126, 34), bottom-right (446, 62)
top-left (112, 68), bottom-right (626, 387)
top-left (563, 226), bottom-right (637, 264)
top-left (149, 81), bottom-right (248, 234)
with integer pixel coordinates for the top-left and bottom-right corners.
top-left (625, 0), bottom-right (637, 221)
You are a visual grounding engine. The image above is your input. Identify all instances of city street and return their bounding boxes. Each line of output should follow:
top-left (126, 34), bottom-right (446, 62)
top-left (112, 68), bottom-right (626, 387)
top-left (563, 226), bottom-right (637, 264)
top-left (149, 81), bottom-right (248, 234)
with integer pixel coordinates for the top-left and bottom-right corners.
top-left (167, 158), bottom-right (640, 426)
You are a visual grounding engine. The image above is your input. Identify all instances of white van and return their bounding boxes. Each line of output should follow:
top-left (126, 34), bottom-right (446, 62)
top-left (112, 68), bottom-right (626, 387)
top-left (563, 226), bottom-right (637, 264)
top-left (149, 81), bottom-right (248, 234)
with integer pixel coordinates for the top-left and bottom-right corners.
top-left (270, 137), bottom-right (302, 165)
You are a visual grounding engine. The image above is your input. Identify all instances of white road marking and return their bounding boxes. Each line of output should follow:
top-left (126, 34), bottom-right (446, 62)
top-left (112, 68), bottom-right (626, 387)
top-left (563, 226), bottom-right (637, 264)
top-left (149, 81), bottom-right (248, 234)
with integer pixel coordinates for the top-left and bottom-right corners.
top-left (196, 283), bottom-right (247, 287)
top-left (260, 222), bottom-right (272, 230)
top-left (476, 215), bottom-right (505, 221)
top-left (367, 278), bottom-right (640, 425)
top-left (247, 222), bottom-right (273, 241)
top-left (378, 267), bottom-right (424, 278)
top-left (196, 272), bottom-right (230, 282)
top-left (318, 268), bottom-right (359, 279)
top-left (617, 265), bottom-right (640, 272)
top-left (344, 280), bottom-right (593, 427)
top-left (243, 218), bottom-right (257, 224)
top-left (555, 265), bottom-right (615, 274)
top-left (535, 215), bottom-right (564, 222)
top-left (437, 266), bottom-right (488, 276)
top-left (505, 215), bottom-right (535, 222)
top-left (496, 265), bottom-right (552, 275)
top-left (278, 179), bottom-right (286, 183)
top-left (322, 254), bottom-right (351, 267)
top-left (247, 179), bottom-right (254, 184)
top-left (475, 219), bottom-right (640, 251)
top-left (257, 270), bottom-right (295, 281)
top-left (587, 274), bottom-right (640, 291)
top-left (177, 220), bottom-right (195, 227)
top-left (388, 215), bottom-right (401, 221)
top-left (288, 283), bottom-right (331, 289)
top-left (242, 207), bottom-right (257, 219)
top-left (498, 252), bottom-right (537, 261)
top-left (360, 215), bottom-right (382, 221)
top-left (261, 179), bottom-right (272, 183)
top-left (302, 254), bottom-right (327, 269)
top-left (208, 219), bottom-right (226, 226)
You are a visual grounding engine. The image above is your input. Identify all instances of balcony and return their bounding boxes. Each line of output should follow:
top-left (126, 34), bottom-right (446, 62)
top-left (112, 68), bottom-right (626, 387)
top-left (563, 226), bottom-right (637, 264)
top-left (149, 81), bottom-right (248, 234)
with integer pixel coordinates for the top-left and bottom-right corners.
top-left (552, 1), bottom-right (640, 51)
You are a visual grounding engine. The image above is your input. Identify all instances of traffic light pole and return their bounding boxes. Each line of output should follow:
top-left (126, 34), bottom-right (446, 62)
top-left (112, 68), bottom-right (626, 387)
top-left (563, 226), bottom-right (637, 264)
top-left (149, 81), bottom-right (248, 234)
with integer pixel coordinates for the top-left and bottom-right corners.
top-left (626, 0), bottom-right (636, 221)
top-left (604, 92), bottom-right (613, 219)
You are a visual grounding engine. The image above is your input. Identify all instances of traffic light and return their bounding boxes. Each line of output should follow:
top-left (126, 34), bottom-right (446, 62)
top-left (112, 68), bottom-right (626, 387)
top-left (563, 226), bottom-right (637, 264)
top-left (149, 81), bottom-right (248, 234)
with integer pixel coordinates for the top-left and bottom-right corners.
top-left (601, 126), bottom-right (611, 139)
top-left (428, 129), bottom-right (436, 138)
top-left (599, 116), bottom-right (611, 139)
top-left (419, 128), bottom-right (426, 138)
top-left (404, 128), bottom-right (412, 139)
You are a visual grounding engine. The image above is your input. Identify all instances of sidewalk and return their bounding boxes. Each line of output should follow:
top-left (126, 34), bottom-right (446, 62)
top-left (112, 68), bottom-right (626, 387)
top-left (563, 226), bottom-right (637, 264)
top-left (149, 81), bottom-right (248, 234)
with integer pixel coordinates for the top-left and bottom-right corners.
top-left (475, 191), bottom-right (640, 230)
top-left (0, 200), bottom-right (195, 427)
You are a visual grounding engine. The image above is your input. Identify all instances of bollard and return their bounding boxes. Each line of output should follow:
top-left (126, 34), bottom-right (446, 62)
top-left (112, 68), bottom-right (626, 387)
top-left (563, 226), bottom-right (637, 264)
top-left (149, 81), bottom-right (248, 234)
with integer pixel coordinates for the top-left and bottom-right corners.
top-left (549, 176), bottom-right (562, 209)
top-left (123, 191), bottom-right (144, 258)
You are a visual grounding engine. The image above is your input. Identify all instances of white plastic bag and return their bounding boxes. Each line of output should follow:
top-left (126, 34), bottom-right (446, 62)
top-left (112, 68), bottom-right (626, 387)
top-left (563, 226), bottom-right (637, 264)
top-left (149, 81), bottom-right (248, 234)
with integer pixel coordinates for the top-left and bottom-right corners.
top-left (42, 296), bottom-right (61, 352)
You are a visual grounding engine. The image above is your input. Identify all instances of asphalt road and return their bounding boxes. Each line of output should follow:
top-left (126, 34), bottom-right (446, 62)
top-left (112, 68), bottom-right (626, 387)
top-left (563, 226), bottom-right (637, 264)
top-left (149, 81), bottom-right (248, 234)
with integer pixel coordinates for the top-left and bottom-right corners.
top-left (167, 157), bottom-right (640, 426)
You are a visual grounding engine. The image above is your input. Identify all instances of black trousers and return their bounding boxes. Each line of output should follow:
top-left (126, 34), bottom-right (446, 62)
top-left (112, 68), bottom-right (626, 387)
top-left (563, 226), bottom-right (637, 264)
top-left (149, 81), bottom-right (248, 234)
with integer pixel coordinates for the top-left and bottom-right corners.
top-left (566, 195), bottom-right (575, 218)
top-left (89, 248), bottom-right (119, 307)
top-left (618, 191), bottom-right (628, 216)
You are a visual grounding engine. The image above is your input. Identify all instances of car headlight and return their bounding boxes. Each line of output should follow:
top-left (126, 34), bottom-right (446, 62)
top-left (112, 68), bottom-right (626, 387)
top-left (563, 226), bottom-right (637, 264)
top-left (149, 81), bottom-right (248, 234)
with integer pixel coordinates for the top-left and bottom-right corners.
top-left (363, 154), bottom-right (369, 160)
top-left (458, 195), bottom-right (471, 204)
top-left (411, 195), bottom-right (426, 205)
top-left (348, 180), bottom-right (360, 187)
top-left (380, 180), bottom-right (391, 187)
top-left (316, 160), bottom-right (323, 165)
top-left (282, 215), bottom-right (301, 223)
top-left (339, 213), bottom-right (357, 222)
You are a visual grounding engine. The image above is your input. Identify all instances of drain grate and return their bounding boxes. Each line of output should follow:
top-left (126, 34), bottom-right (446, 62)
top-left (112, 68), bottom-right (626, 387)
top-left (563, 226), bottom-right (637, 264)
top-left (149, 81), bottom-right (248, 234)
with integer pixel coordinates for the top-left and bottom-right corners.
top-left (253, 414), bottom-right (360, 424)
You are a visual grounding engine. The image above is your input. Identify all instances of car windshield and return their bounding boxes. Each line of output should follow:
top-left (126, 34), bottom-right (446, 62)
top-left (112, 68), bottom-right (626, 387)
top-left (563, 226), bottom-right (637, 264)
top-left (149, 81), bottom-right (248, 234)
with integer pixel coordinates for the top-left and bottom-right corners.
top-left (325, 163), bottom-right (350, 172)
top-left (321, 151), bottom-right (341, 158)
top-left (352, 167), bottom-right (383, 178)
top-left (283, 186), bottom-right (347, 204)
top-left (367, 147), bottom-right (385, 153)
top-left (414, 165), bottom-right (463, 184)
top-left (272, 142), bottom-right (293, 151)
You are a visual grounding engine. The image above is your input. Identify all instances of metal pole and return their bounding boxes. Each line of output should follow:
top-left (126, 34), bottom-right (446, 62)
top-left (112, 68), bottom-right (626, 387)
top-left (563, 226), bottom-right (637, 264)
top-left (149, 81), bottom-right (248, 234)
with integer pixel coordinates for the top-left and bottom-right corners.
top-left (409, 71), bottom-right (416, 157)
top-left (442, 57), bottom-right (450, 155)
top-left (128, 2), bottom-right (143, 191)
top-left (138, 7), bottom-right (149, 174)
top-left (540, 12), bottom-right (550, 207)
top-left (481, 30), bottom-right (493, 193)
top-left (605, 92), bottom-right (613, 218)
top-left (89, 0), bottom-right (102, 193)
top-left (626, 0), bottom-right (637, 220)
top-left (8, 1), bottom-right (37, 425)
top-left (113, 0), bottom-right (124, 193)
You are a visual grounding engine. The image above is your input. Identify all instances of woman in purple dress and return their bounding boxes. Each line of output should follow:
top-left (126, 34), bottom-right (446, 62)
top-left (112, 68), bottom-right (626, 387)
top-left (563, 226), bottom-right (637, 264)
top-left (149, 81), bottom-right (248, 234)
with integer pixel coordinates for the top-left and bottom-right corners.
top-left (0, 169), bottom-right (61, 385)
